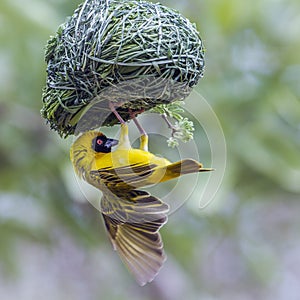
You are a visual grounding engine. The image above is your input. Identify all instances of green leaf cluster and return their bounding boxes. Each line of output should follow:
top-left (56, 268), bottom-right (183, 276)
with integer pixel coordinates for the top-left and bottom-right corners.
top-left (151, 101), bottom-right (195, 147)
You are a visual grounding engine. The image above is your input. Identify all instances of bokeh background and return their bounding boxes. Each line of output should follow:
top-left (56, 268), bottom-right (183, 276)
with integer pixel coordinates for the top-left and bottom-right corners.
top-left (1, 0), bottom-right (300, 299)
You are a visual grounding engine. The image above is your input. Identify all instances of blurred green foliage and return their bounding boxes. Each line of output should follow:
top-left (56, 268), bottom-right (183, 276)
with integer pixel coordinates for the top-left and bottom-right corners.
top-left (0, 0), bottom-right (299, 299)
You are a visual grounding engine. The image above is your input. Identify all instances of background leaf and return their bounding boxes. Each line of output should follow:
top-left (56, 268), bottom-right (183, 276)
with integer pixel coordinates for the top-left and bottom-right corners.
top-left (0, 0), bottom-right (299, 299)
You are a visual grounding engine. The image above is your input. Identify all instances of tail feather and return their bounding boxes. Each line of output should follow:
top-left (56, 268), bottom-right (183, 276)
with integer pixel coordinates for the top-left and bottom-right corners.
top-left (165, 159), bottom-right (213, 177)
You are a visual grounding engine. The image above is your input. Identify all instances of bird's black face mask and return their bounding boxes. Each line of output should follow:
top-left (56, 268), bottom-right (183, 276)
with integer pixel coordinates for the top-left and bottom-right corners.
top-left (92, 135), bottom-right (119, 153)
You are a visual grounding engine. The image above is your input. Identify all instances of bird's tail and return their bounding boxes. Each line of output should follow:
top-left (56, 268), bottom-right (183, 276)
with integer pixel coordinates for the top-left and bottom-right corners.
top-left (101, 189), bottom-right (169, 286)
top-left (163, 159), bottom-right (213, 181)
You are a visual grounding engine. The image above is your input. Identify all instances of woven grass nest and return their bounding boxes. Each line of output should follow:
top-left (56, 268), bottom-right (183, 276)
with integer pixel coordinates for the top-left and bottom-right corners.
top-left (42, 0), bottom-right (205, 137)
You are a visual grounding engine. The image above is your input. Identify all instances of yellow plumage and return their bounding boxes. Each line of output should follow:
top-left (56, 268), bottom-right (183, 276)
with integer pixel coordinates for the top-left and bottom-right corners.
top-left (70, 123), bottom-right (212, 286)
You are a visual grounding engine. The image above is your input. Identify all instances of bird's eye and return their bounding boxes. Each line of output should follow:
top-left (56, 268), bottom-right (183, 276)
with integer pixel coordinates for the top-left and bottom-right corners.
top-left (97, 139), bottom-right (103, 145)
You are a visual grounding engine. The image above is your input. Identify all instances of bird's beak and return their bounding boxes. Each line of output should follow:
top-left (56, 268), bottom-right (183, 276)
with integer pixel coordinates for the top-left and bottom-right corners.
top-left (104, 138), bottom-right (119, 148)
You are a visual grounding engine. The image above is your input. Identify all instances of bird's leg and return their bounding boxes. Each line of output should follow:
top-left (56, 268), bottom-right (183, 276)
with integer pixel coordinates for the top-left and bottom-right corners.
top-left (129, 108), bottom-right (146, 135)
top-left (109, 102), bottom-right (131, 150)
top-left (109, 101), bottom-right (125, 124)
top-left (129, 108), bottom-right (148, 152)
top-left (139, 133), bottom-right (149, 152)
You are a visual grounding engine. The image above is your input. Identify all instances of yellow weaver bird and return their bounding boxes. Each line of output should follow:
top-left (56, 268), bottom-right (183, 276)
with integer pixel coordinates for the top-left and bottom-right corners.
top-left (70, 106), bottom-right (213, 286)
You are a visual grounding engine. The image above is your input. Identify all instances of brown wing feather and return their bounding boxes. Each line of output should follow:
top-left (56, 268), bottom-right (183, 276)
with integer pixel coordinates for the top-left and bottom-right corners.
top-left (101, 189), bottom-right (169, 286)
top-left (89, 163), bottom-right (158, 190)
top-left (89, 159), bottom-right (212, 191)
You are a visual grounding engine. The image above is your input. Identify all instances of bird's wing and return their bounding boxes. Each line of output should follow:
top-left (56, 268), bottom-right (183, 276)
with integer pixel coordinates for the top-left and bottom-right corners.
top-left (89, 159), bottom-right (213, 190)
top-left (100, 188), bottom-right (169, 286)
top-left (89, 163), bottom-right (158, 190)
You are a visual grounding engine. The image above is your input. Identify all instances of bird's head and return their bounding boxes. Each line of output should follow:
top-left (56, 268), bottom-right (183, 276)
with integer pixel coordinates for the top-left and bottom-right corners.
top-left (70, 131), bottom-right (118, 178)
top-left (91, 134), bottom-right (119, 153)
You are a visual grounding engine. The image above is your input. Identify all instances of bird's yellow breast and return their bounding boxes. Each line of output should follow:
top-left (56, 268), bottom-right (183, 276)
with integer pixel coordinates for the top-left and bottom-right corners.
top-left (91, 149), bottom-right (171, 171)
